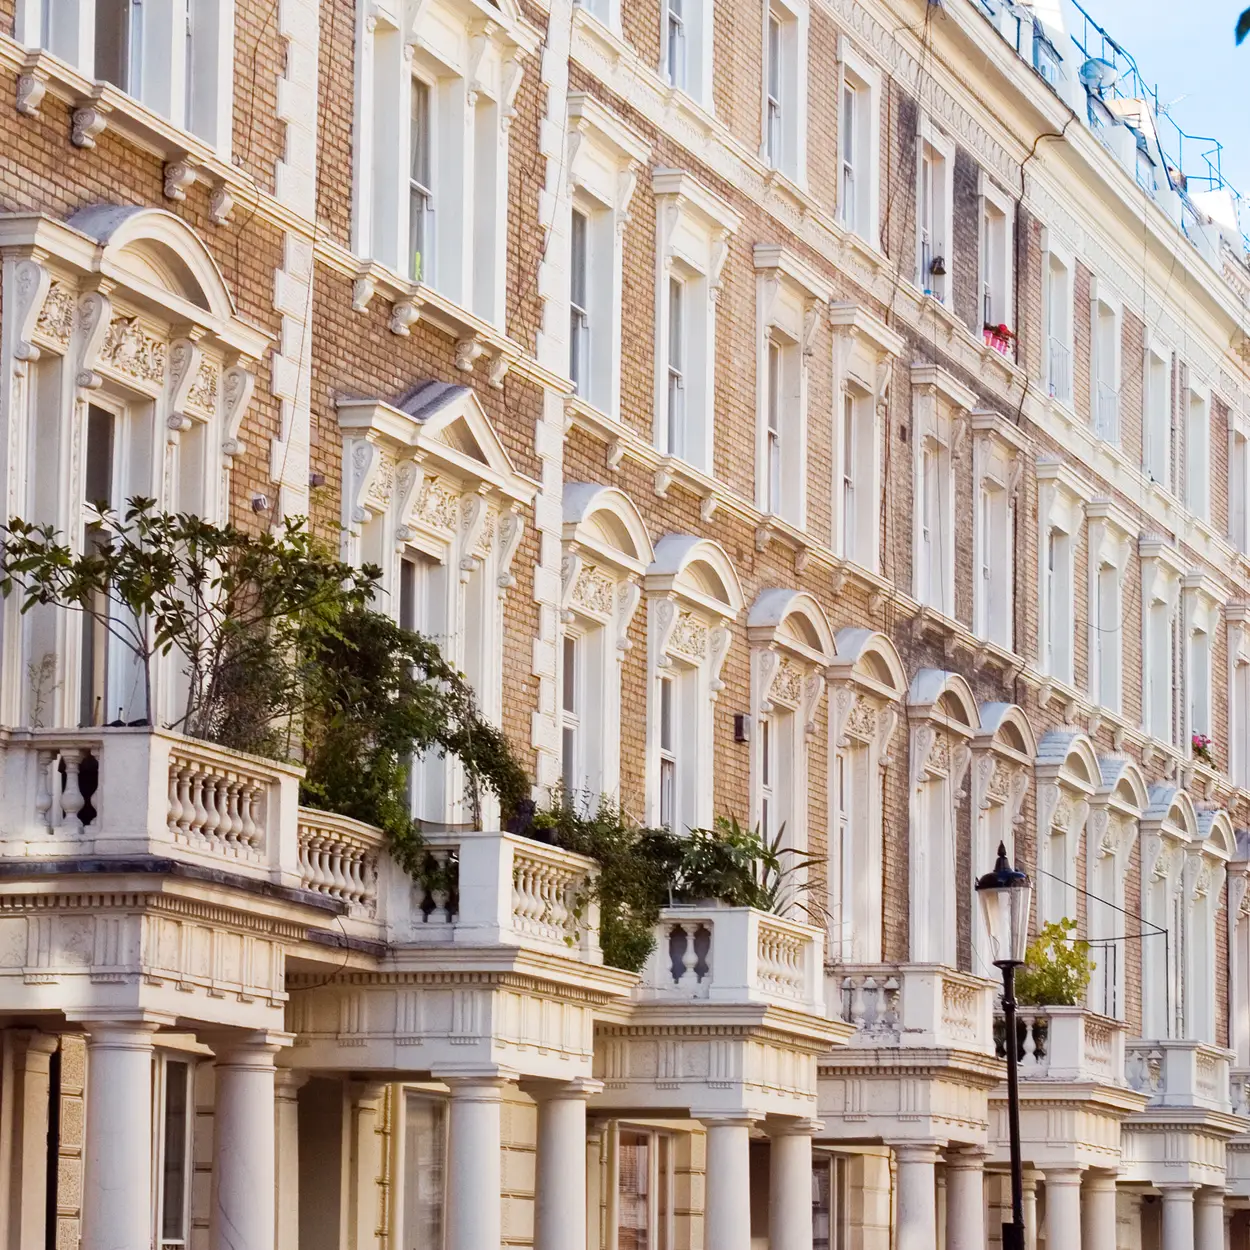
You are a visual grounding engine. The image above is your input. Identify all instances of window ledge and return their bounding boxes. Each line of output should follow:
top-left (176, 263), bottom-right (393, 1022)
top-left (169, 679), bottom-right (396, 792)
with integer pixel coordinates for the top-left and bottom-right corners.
top-left (10, 44), bottom-right (244, 222)
top-left (320, 245), bottom-right (569, 395)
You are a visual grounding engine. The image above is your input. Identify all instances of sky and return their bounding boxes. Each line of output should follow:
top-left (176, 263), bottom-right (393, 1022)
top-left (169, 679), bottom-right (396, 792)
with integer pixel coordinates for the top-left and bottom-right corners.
top-left (1067, 0), bottom-right (1250, 196)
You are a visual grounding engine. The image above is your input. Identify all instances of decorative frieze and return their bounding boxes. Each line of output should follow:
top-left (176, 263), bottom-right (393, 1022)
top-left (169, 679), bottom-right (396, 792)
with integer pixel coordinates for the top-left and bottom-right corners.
top-left (100, 316), bottom-right (167, 385)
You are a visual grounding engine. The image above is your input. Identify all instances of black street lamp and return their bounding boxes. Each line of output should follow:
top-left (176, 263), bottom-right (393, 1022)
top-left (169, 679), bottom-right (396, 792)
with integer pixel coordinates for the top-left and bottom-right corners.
top-left (975, 842), bottom-right (1033, 1250)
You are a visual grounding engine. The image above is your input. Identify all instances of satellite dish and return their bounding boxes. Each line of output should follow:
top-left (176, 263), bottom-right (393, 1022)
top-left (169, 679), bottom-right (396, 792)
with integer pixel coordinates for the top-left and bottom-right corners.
top-left (1079, 58), bottom-right (1120, 90)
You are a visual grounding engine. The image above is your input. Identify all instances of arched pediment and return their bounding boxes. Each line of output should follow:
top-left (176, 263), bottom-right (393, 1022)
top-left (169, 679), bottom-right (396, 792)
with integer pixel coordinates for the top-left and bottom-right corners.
top-left (1197, 809), bottom-right (1236, 860)
top-left (1145, 784), bottom-right (1199, 839)
top-left (976, 703), bottom-right (1036, 761)
top-left (831, 628), bottom-right (906, 699)
top-left (563, 483), bottom-right (654, 573)
top-left (646, 535), bottom-right (744, 617)
top-left (67, 205), bottom-right (237, 322)
top-left (1036, 729), bottom-right (1100, 792)
top-left (907, 669), bottom-right (979, 732)
top-left (747, 589), bottom-right (834, 661)
top-left (1097, 756), bottom-right (1149, 816)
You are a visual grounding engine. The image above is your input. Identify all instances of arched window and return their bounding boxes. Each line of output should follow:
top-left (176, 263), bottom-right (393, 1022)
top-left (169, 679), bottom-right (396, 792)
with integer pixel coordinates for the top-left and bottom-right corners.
top-left (560, 485), bottom-right (653, 805)
top-left (969, 705), bottom-right (1034, 976)
top-left (1034, 731), bottom-right (1100, 928)
top-left (0, 207), bottom-right (264, 730)
top-left (906, 670), bottom-right (979, 966)
top-left (1188, 810), bottom-right (1233, 1043)
top-left (826, 630), bottom-right (905, 962)
top-left (1085, 758), bottom-right (1147, 1019)
top-left (746, 590), bottom-right (834, 906)
top-left (644, 536), bottom-right (744, 832)
top-left (338, 382), bottom-right (532, 826)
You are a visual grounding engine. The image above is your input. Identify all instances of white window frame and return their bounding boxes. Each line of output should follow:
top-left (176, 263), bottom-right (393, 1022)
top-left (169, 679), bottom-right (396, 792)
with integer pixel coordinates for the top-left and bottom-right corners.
top-left (1034, 732), bottom-right (1098, 929)
top-left (1181, 573), bottom-right (1223, 760)
top-left (1036, 458), bottom-right (1091, 688)
top-left (644, 536), bottom-right (743, 832)
top-left (1143, 336), bottom-right (1173, 488)
top-left (830, 303), bottom-right (900, 572)
top-left (153, 1052), bottom-right (195, 1250)
top-left (566, 94), bottom-right (649, 419)
top-left (978, 173), bottom-right (1014, 335)
top-left (659, 0), bottom-right (712, 106)
top-left (760, 0), bottom-right (808, 184)
top-left (352, 0), bottom-right (533, 325)
top-left (1086, 499), bottom-right (1133, 715)
top-left (653, 170), bottom-right (740, 473)
top-left (911, 365), bottom-right (972, 618)
top-left (1089, 280), bottom-right (1121, 444)
top-left (1041, 231), bottom-right (1075, 406)
top-left (915, 117), bottom-right (954, 308)
top-left (612, 1124), bottom-right (677, 1250)
top-left (399, 1088), bottom-right (449, 1250)
top-left (1139, 535), bottom-right (1185, 748)
top-left (1184, 376), bottom-right (1211, 522)
top-left (755, 245), bottom-right (830, 529)
top-left (837, 40), bottom-right (881, 249)
top-left (970, 410), bottom-right (1026, 650)
top-left (1229, 605), bottom-right (1250, 789)
top-left (1228, 408), bottom-right (1250, 553)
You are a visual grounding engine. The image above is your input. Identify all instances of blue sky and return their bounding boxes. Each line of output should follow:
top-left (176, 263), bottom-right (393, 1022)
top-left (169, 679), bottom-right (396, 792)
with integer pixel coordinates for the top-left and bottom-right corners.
top-left (1070, 0), bottom-right (1250, 195)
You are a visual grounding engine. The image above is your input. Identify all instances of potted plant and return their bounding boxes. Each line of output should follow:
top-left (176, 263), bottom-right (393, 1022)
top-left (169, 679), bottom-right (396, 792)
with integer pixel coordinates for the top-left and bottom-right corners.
top-left (996, 918), bottom-right (1095, 1062)
top-left (983, 322), bottom-right (1015, 355)
top-left (1192, 733), bottom-right (1216, 767)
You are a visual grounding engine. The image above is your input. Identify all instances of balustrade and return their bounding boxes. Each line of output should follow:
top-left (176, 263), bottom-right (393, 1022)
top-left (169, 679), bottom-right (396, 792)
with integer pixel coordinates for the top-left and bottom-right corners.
top-left (1125, 1039), bottom-right (1233, 1112)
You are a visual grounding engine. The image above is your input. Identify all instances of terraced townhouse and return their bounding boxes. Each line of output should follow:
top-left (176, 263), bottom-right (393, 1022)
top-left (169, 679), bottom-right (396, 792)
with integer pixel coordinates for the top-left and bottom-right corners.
top-left (1, 0), bottom-right (1250, 1246)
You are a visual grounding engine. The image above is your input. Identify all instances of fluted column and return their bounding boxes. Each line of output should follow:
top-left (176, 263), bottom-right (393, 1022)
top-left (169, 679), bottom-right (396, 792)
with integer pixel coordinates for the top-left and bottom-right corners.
top-left (534, 1079), bottom-right (600, 1250)
top-left (769, 1120), bottom-right (819, 1250)
top-left (80, 1017), bottom-right (163, 1250)
top-left (891, 1142), bottom-right (941, 1250)
top-left (274, 1069), bottom-right (308, 1250)
top-left (445, 1077), bottom-right (507, 1250)
top-left (944, 1148), bottom-right (987, 1250)
top-left (1082, 1169), bottom-right (1118, 1250)
top-left (1160, 1183), bottom-right (1199, 1250)
top-left (703, 1117), bottom-right (754, 1250)
top-left (1043, 1167), bottom-right (1084, 1250)
top-left (1196, 1188), bottom-right (1226, 1250)
top-left (210, 1031), bottom-right (290, 1250)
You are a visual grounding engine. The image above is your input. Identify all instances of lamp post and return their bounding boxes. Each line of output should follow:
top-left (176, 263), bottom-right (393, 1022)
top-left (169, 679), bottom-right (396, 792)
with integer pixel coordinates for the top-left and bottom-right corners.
top-left (975, 841), bottom-right (1033, 1250)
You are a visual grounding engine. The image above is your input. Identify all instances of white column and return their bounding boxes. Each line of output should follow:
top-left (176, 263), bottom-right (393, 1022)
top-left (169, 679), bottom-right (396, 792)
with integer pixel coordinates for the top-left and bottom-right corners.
top-left (945, 1148), bottom-right (987, 1250)
top-left (769, 1120), bottom-right (818, 1250)
top-left (80, 1018), bottom-right (161, 1250)
top-left (703, 1117), bottom-right (754, 1250)
top-left (274, 1069), bottom-right (308, 1250)
top-left (1022, 1169), bottom-right (1041, 1250)
top-left (892, 1142), bottom-right (941, 1250)
top-left (6, 1031), bottom-right (58, 1250)
top-left (350, 1081), bottom-right (387, 1250)
top-left (1160, 1184), bottom-right (1198, 1250)
top-left (210, 1032), bottom-right (289, 1250)
top-left (1043, 1167), bottom-right (1084, 1250)
top-left (1081, 1170), bottom-right (1118, 1250)
top-left (1196, 1188), bottom-right (1226, 1250)
top-left (534, 1079), bottom-right (599, 1250)
top-left (445, 1077), bottom-right (506, 1250)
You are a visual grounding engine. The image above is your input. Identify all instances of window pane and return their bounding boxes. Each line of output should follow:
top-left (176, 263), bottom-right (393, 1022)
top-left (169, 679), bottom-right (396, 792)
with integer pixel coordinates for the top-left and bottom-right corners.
top-left (812, 1155), bottom-right (832, 1250)
top-left (659, 677), bottom-right (673, 752)
top-left (618, 1131), bottom-right (651, 1250)
top-left (410, 79), bottom-right (433, 281)
top-left (85, 405), bottom-right (115, 508)
top-left (160, 1061), bottom-right (190, 1246)
top-left (95, 0), bottom-right (133, 92)
top-left (404, 1095), bottom-right (447, 1250)
top-left (563, 635), bottom-right (577, 714)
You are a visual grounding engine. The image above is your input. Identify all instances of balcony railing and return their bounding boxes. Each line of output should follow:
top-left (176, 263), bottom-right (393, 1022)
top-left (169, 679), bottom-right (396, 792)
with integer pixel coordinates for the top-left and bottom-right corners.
top-left (1048, 336), bottom-right (1072, 401)
top-left (1126, 1039), bottom-right (1234, 1113)
top-left (1095, 382), bottom-right (1120, 443)
top-left (994, 1005), bottom-right (1128, 1085)
top-left (832, 964), bottom-right (996, 1055)
top-left (640, 905), bottom-right (825, 1014)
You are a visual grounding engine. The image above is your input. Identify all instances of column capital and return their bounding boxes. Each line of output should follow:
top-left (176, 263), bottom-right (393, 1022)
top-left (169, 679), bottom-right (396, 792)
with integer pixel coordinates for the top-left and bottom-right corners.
top-left (696, 1112), bottom-right (763, 1129)
top-left (524, 1076), bottom-right (604, 1101)
top-left (274, 1067), bottom-right (311, 1097)
top-left (766, 1116), bottom-right (824, 1137)
top-left (1159, 1182), bottom-right (1202, 1196)
top-left (1195, 1186), bottom-right (1227, 1207)
top-left (1043, 1165), bottom-right (1086, 1185)
top-left (888, 1139), bottom-right (946, 1164)
top-left (1083, 1169), bottom-right (1119, 1192)
top-left (944, 1146), bottom-right (990, 1169)
top-left (349, 1079), bottom-right (389, 1106)
top-left (206, 1029), bottom-right (294, 1066)
top-left (439, 1073), bottom-right (514, 1101)
top-left (70, 1010), bottom-right (174, 1039)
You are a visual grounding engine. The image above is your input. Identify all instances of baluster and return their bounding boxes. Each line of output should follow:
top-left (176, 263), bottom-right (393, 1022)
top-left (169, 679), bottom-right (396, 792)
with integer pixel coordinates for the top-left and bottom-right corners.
top-left (187, 773), bottom-right (206, 842)
top-left (1021, 1017), bottom-right (1038, 1067)
top-left (678, 924), bottom-right (699, 986)
top-left (533, 864), bottom-right (552, 936)
top-left (225, 780), bottom-right (244, 849)
top-left (329, 846), bottom-right (349, 899)
top-left (236, 782), bottom-right (257, 847)
top-left (429, 850), bottom-right (451, 923)
top-left (166, 762), bottom-right (184, 833)
top-left (298, 838), bottom-right (313, 888)
top-left (215, 777), bottom-right (235, 850)
top-left (882, 976), bottom-right (901, 1033)
top-left (846, 976), bottom-right (865, 1028)
top-left (173, 767), bottom-right (194, 836)
top-left (59, 749), bottom-right (86, 832)
top-left (34, 750), bottom-right (54, 832)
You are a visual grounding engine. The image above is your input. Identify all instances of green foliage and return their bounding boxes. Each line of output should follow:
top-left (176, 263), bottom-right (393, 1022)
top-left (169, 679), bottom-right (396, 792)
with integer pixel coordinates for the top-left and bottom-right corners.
top-left (1014, 918), bottom-right (1095, 1007)
top-left (299, 607), bottom-right (530, 867)
top-left (533, 803), bottom-right (821, 972)
top-left (1238, 8), bottom-right (1250, 44)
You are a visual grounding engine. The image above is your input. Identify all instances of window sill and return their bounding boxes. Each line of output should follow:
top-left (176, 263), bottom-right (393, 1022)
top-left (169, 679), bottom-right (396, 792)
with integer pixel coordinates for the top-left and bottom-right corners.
top-left (320, 246), bottom-right (569, 395)
top-left (10, 44), bottom-right (241, 220)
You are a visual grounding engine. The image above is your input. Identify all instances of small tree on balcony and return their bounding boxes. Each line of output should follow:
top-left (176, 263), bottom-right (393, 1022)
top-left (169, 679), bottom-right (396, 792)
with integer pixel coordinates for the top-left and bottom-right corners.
top-left (1014, 918), bottom-right (1095, 1007)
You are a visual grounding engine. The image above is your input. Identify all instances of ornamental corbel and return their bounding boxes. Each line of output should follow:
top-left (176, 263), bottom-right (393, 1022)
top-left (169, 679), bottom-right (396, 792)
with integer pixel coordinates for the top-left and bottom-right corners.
top-left (488, 353), bottom-right (510, 389)
top-left (614, 581), bottom-right (641, 653)
top-left (1036, 780), bottom-right (1061, 834)
top-left (168, 338), bottom-right (204, 432)
top-left (221, 363), bottom-right (256, 458)
top-left (392, 458), bottom-right (426, 550)
top-left (390, 298), bottom-right (422, 336)
top-left (1141, 832), bottom-right (1166, 883)
top-left (9, 257), bottom-right (51, 374)
top-left (615, 166), bottom-right (639, 235)
top-left (876, 705), bottom-right (900, 765)
top-left (163, 160), bottom-right (198, 203)
top-left (753, 646), bottom-right (782, 715)
top-left (495, 506), bottom-right (524, 593)
top-left (1008, 769), bottom-right (1029, 827)
top-left (709, 623), bottom-right (731, 698)
top-left (802, 300), bottom-right (822, 357)
top-left (353, 276), bottom-right (377, 313)
top-left (909, 723), bottom-right (937, 788)
top-left (455, 337), bottom-right (484, 373)
top-left (1230, 872), bottom-right (1250, 921)
top-left (709, 232), bottom-right (731, 302)
top-left (801, 672), bottom-right (825, 736)
top-left (500, 52), bottom-right (525, 131)
top-left (972, 753), bottom-right (996, 813)
top-left (458, 490), bottom-right (491, 580)
top-left (652, 596), bottom-right (680, 668)
top-left (71, 104), bottom-right (109, 149)
top-left (346, 437), bottom-right (382, 529)
top-left (560, 548), bottom-right (584, 621)
top-left (210, 182), bottom-right (235, 225)
top-left (951, 742), bottom-right (973, 799)
top-left (73, 289), bottom-right (112, 389)
top-left (828, 681), bottom-right (857, 748)
top-left (16, 69), bottom-right (47, 117)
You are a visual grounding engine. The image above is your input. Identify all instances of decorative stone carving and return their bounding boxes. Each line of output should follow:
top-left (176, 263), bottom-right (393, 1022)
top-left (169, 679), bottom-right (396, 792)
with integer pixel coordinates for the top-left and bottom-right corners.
top-left (417, 479), bottom-right (460, 532)
top-left (35, 281), bottom-right (75, 346)
top-left (366, 453), bottom-right (396, 511)
top-left (844, 698), bottom-right (878, 744)
top-left (770, 660), bottom-right (803, 708)
top-left (101, 316), bottom-right (167, 385)
top-left (164, 161), bottom-right (198, 202)
top-left (572, 567), bottom-right (615, 617)
top-left (71, 107), bottom-right (108, 149)
top-left (669, 612), bottom-right (709, 662)
top-left (186, 360), bottom-right (219, 415)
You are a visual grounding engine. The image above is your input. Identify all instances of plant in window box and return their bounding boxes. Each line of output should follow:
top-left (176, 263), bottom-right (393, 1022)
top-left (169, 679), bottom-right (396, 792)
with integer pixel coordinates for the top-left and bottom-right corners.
top-left (1192, 733), bottom-right (1216, 768)
top-left (983, 322), bottom-right (1014, 355)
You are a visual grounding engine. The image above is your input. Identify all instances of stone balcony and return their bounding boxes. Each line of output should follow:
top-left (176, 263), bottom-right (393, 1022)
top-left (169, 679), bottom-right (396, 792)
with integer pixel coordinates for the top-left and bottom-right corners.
top-left (1125, 1039), bottom-right (1235, 1113)
top-left (999, 1005), bottom-right (1130, 1086)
